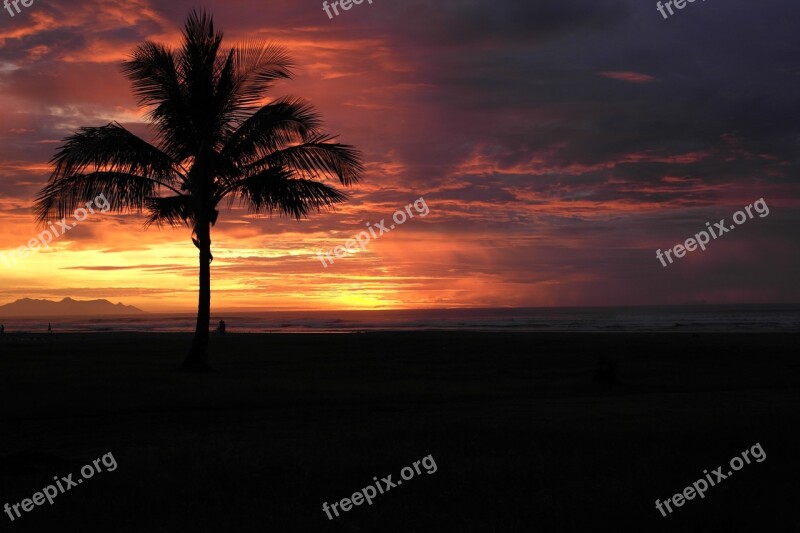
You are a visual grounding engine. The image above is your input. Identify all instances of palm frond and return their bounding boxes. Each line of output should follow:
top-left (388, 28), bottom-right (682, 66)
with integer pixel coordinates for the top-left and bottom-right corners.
top-left (179, 9), bottom-right (224, 116)
top-left (245, 134), bottom-right (364, 186)
top-left (144, 194), bottom-right (194, 228)
top-left (222, 97), bottom-right (323, 166)
top-left (232, 41), bottom-right (294, 109)
top-left (212, 48), bottom-right (239, 142)
top-left (231, 167), bottom-right (348, 219)
top-left (49, 122), bottom-right (182, 186)
top-left (35, 172), bottom-right (162, 223)
top-left (121, 42), bottom-right (195, 159)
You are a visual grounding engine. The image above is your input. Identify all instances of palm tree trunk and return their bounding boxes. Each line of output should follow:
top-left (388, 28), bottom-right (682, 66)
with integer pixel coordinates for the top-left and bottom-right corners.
top-left (182, 219), bottom-right (212, 371)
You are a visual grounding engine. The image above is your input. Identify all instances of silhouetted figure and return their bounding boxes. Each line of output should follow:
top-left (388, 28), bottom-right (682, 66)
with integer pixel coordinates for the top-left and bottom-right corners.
top-left (47, 322), bottom-right (52, 333)
top-left (216, 320), bottom-right (226, 335)
top-left (0, 324), bottom-right (4, 335)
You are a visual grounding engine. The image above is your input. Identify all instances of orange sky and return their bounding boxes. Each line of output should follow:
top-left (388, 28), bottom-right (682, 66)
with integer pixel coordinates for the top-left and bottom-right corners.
top-left (1, 0), bottom-right (799, 312)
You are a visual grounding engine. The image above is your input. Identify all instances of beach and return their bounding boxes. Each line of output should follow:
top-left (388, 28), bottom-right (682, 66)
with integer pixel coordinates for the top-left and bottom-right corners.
top-left (0, 332), bottom-right (798, 531)
top-left (2, 0), bottom-right (799, 530)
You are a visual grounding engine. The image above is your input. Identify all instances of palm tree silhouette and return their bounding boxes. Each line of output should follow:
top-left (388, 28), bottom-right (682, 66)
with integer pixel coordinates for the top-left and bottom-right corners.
top-left (34, 10), bottom-right (363, 370)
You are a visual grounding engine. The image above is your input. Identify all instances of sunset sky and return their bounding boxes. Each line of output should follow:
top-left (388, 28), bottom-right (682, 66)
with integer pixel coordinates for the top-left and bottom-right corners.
top-left (1, 0), bottom-right (799, 312)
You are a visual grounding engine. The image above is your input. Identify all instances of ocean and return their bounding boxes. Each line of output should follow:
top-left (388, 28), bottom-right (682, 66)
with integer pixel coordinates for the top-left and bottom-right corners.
top-left (1, 305), bottom-right (798, 334)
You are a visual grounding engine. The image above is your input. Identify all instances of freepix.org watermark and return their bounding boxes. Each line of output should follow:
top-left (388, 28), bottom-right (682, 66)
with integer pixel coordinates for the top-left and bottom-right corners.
top-left (322, 454), bottom-right (437, 520)
top-left (317, 197), bottom-right (429, 268)
top-left (3, 0), bottom-right (35, 18)
top-left (654, 443), bottom-right (765, 517)
top-left (656, 0), bottom-right (708, 20)
top-left (1, 193), bottom-right (111, 270)
top-left (4, 452), bottom-right (117, 522)
top-left (656, 198), bottom-right (769, 268)
top-left (322, 0), bottom-right (373, 20)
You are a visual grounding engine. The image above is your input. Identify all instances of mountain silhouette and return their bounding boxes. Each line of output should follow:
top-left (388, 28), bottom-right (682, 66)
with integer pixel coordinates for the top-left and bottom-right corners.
top-left (0, 297), bottom-right (145, 317)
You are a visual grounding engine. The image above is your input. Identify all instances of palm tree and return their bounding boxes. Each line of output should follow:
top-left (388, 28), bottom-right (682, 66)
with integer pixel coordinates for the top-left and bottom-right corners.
top-left (34, 10), bottom-right (363, 371)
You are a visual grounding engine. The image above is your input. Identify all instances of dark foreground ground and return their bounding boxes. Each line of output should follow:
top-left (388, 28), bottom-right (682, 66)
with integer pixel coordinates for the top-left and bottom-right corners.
top-left (0, 332), bottom-right (798, 532)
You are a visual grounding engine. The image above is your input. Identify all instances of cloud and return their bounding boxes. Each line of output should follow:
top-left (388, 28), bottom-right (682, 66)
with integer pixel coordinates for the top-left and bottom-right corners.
top-left (598, 71), bottom-right (657, 83)
top-left (0, 0), bottom-right (798, 309)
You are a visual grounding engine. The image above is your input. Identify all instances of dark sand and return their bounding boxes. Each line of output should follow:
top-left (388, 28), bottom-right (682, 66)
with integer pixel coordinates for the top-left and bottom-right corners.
top-left (0, 332), bottom-right (798, 532)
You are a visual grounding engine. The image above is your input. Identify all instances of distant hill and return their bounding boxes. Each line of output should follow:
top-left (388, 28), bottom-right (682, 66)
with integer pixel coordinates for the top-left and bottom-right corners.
top-left (0, 298), bottom-right (145, 317)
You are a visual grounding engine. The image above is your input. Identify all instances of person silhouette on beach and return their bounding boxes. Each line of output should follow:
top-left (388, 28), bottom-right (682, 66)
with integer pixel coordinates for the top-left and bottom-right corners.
top-left (47, 322), bottom-right (52, 333)
top-left (1, 324), bottom-right (4, 335)
top-left (216, 320), bottom-right (226, 335)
